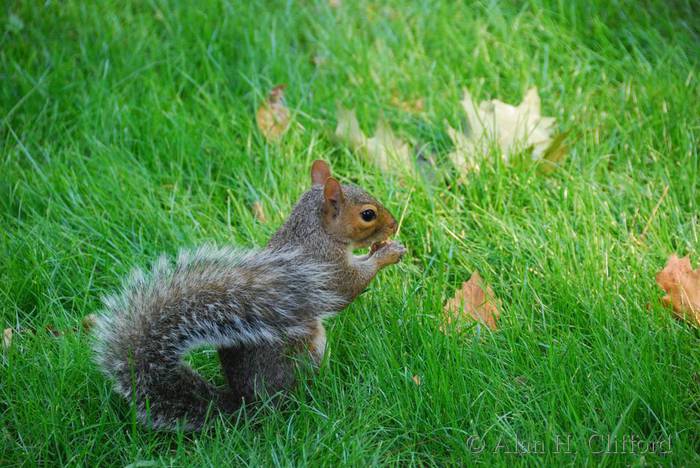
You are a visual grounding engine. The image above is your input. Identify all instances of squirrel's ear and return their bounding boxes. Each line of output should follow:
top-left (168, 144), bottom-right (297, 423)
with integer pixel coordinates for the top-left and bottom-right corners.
top-left (323, 177), bottom-right (344, 206)
top-left (311, 160), bottom-right (332, 186)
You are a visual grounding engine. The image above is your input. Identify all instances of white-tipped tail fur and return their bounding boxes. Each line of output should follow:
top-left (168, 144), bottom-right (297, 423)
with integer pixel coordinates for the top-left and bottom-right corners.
top-left (92, 245), bottom-right (344, 430)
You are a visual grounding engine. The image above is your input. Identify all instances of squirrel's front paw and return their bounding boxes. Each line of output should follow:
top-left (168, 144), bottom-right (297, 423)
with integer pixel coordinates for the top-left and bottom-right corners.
top-left (372, 240), bottom-right (407, 267)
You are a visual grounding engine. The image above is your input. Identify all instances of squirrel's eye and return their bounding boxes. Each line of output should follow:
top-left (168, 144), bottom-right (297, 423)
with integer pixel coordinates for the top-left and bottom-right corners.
top-left (360, 209), bottom-right (377, 222)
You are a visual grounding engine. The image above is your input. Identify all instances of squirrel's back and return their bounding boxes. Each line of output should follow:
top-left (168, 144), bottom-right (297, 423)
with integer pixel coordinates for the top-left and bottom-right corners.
top-left (93, 245), bottom-right (343, 430)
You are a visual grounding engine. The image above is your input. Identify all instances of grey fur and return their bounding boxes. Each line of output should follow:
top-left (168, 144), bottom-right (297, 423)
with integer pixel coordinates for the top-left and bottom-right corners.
top-left (94, 246), bottom-right (343, 430)
top-left (93, 181), bottom-right (403, 431)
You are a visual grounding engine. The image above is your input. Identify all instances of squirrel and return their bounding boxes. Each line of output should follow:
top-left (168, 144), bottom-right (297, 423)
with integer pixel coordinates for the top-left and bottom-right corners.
top-left (93, 160), bottom-right (406, 431)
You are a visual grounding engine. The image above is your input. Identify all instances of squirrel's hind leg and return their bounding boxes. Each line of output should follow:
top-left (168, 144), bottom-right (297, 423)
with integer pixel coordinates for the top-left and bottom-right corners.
top-left (217, 343), bottom-right (297, 406)
top-left (217, 322), bottom-right (326, 408)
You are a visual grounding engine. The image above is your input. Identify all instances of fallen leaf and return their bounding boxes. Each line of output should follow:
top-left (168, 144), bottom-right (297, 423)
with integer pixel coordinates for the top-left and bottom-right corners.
top-left (256, 84), bottom-right (291, 141)
top-left (82, 314), bottom-right (98, 332)
top-left (2, 328), bottom-right (12, 350)
top-left (537, 131), bottom-right (569, 175)
top-left (335, 107), bottom-right (365, 149)
top-left (251, 201), bottom-right (267, 223)
top-left (391, 94), bottom-right (424, 114)
top-left (448, 87), bottom-right (566, 173)
top-left (334, 107), bottom-right (413, 172)
top-left (365, 118), bottom-right (412, 172)
top-left (412, 375), bottom-right (422, 386)
top-left (45, 325), bottom-right (62, 337)
top-left (514, 375), bottom-right (528, 386)
top-left (443, 271), bottom-right (501, 332)
top-left (311, 54), bottom-right (327, 67)
top-left (655, 254), bottom-right (700, 327)
top-left (447, 124), bottom-right (480, 173)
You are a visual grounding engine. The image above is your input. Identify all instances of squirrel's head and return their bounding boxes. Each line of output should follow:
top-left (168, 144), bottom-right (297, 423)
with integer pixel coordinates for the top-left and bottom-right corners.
top-left (311, 160), bottom-right (398, 249)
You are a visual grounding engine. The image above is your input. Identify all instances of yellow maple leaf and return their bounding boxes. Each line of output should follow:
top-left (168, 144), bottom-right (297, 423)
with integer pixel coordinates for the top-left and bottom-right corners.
top-left (449, 87), bottom-right (565, 173)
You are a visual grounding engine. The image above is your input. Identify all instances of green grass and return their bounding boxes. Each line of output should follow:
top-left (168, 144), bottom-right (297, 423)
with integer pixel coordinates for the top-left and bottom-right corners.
top-left (1, 0), bottom-right (699, 465)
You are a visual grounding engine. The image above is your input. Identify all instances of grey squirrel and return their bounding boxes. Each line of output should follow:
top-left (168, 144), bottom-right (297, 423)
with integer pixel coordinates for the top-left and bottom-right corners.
top-left (93, 160), bottom-right (406, 430)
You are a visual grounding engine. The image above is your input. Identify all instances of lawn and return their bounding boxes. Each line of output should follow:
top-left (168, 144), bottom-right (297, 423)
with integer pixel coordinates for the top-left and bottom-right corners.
top-left (1, 0), bottom-right (699, 465)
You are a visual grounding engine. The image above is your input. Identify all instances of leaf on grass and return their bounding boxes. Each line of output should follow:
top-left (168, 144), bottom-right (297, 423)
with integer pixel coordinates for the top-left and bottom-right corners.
top-left (655, 254), bottom-right (700, 327)
top-left (311, 54), bottom-right (327, 68)
top-left (443, 271), bottom-right (500, 332)
top-left (365, 119), bottom-right (412, 172)
top-left (448, 87), bottom-right (566, 173)
top-left (447, 124), bottom-right (480, 173)
top-left (335, 107), bottom-right (365, 149)
top-left (45, 325), bottom-right (62, 337)
top-left (537, 131), bottom-right (569, 174)
top-left (256, 84), bottom-right (291, 141)
top-left (514, 375), bottom-right (528, 386)
top-left (412, 375), bottom-right (422, 386)
top-left (251, 201), bottom-right (267, 223)
top-left (334, 106), bottom-right (413, 172)
top-left (2, 328), bottom-right (12, 350)
top-left (390, 94), bottom-right (424, 114)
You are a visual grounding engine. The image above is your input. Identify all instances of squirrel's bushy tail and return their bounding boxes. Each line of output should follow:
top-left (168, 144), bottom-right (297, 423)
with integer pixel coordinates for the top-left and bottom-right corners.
top-left (93, 245), bottom-right (343, 430)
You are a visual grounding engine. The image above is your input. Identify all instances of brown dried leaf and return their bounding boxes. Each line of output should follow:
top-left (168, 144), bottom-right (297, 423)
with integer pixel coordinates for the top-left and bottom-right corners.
top-left (2, 328), bottom-right (12, 350)
top-left (251, 201), bottom-right (267, 223)
top-left (443, 271), bottom-right (500, 332)
top-left (256, 84), bottom-right (290, 141)
top-left (82, 314), bottom-right (98, 332)
top-left (45, 324), bottom-right (62, 337)
top-left (655, 254), bottom-right (700, 327)
top-left (412, 375), bottom-right (422, 386)
top-left (391, 95), bottom-right (424, 114)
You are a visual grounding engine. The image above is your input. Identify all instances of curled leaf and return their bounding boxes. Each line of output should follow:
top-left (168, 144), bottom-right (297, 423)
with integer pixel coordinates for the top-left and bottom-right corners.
top-left (443, 271), bottom-right (500, 332)
top-left (655, 254), bottom-right (700, 327)
top-left (256, 84), bottom-right (291, 141)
